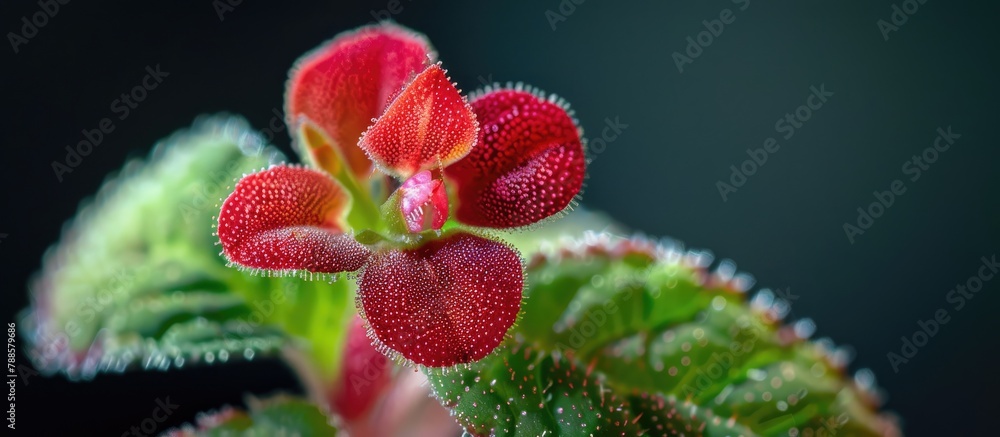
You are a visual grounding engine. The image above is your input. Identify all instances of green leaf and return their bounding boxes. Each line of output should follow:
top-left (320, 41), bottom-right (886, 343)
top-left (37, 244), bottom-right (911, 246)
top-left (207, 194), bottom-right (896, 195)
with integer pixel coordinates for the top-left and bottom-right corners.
top-left (21, 115), bottom-right (353, 383)
top-left (166, 395), bottom-right (338, 436)
top-left (426, 234), bottom-right (899, 436)
top-left (431, 341), bottom-right (640, 436)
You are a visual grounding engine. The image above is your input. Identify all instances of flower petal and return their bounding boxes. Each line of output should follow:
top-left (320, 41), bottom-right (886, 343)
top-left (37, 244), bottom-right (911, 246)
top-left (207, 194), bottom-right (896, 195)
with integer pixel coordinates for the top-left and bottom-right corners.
top-left (217, 165), bottom-right (370, 274)
top-left (445, 88), bottom-right (586, 228)
top-left (358, 64), bottom-right (479, 179)
top-left (358, 233), bottom-right (522, 367)
top-left (329, 315), bottom-right (392, 421)
top-left (286, 23), bottom-right (434, 178)
top-left (295, 117), bottom-right (345, 178)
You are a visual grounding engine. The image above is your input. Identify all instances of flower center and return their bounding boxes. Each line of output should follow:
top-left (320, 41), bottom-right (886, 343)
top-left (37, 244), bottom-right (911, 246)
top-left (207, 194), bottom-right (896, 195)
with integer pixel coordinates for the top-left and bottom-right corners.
top-left (398, 170), bottom-right (448, 233)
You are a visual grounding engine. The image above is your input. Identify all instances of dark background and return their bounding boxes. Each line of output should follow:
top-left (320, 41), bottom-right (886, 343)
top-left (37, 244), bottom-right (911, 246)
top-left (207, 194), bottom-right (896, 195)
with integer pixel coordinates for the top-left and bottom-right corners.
top-left (2, 1), bottom-right (997, 435)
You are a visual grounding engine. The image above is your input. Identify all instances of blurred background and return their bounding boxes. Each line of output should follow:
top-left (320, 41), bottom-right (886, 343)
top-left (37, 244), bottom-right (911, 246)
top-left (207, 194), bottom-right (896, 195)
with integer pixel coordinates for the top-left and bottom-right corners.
top-left (2, 1), bottom-right (997, 435)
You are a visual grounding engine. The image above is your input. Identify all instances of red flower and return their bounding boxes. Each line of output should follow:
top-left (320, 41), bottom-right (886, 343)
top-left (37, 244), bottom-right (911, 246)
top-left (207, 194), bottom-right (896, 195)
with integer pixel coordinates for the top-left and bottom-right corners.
top-left (217, 23), bottom-right (586, 367)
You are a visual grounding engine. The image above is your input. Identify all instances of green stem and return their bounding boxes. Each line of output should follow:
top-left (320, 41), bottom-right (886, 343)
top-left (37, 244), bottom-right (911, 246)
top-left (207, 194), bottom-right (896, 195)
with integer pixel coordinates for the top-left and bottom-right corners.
top-left (338, 171), bottom-right (385, 234)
